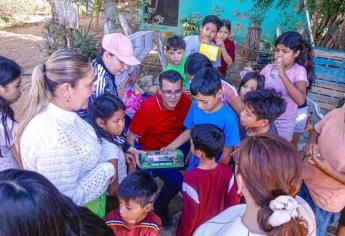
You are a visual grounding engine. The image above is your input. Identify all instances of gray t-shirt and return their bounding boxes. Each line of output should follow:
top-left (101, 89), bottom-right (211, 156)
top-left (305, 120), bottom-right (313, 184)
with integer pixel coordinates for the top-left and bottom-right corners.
top-left (184, 35), bottom-right (221, 68)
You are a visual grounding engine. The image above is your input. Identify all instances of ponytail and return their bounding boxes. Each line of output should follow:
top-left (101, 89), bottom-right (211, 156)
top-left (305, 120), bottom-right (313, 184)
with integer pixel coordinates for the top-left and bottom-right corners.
top-left (15, 49), bottom-right (91, 152)
top-left (276, 31), bottom-right (315, 91)
top-left (257, 204), bottom-right (308, 236)
top-left (15, 64), bottom-right (51, 150)
top-left (299, 41), bottom-right (314, 91)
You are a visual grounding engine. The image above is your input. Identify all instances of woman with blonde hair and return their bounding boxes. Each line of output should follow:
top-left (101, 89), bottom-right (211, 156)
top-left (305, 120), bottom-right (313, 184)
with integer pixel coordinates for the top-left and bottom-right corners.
top-left (195, 134), bottom-right (316, 236)
top-left (16, 49), bottom-right (115, 218)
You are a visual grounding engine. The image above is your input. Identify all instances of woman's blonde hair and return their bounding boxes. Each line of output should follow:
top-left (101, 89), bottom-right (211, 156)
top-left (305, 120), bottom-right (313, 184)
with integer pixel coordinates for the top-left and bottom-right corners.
top-left (15, 48), bottom-right (91, 151)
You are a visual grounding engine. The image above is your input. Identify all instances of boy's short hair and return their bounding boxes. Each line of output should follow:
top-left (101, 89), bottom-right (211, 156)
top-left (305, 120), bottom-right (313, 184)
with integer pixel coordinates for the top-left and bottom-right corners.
top-left (191, 124), bottom-right (225, 158)
top-left (190, 68), bottom-right (222, 96)
top-left (244, 88), bottom-right (287, 123)
top-left (184, 53), bottom-right (212, 76)
top-left (118, 171), bottom-right (158, 207)
top-left (158, 70), bottom-right (183, 88)
top-left (202, 15), bottom-right (222, 31)
top-left (166, 35), bottom-right (186, 51)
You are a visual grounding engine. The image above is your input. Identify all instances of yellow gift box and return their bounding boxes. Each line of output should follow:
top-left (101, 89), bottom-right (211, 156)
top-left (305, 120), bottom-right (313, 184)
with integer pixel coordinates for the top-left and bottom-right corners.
top-left (199, 43), bottom-right (221, 61)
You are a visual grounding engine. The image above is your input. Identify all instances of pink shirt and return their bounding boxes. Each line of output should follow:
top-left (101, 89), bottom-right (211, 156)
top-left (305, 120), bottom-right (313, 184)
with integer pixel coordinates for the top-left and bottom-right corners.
top-left (221, 80), bottom-right (238, 104)
top-left (304, 108), bottom-right (345, 212)
top-left (261, 63), bottom-right (308, 120)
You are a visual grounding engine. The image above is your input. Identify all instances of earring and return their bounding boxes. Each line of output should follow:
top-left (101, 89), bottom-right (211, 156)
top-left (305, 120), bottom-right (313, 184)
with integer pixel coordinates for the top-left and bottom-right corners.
top-left (66, 97), bottom-right (70, 103)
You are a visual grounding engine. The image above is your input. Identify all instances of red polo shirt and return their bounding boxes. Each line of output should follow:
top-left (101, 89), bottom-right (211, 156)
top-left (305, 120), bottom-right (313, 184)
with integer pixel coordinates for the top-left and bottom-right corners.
top-left (129, 93), bottom-right (191, 151)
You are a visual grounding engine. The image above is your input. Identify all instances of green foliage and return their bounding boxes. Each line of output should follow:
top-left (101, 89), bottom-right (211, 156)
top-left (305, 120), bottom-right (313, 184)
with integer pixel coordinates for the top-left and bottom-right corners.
top-left (73, 28), bottom-right (99, 60)
top-left (0, 0), bottom-right (43, 28)
top-left (180, 12), bottom-right (202, 35)
top-left (42, 20), bottom-right (67, 55)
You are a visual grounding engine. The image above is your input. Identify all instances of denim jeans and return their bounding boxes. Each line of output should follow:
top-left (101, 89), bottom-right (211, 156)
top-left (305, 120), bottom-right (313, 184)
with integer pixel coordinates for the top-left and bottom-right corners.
top-left (298, 182), bottom-right (337, 236)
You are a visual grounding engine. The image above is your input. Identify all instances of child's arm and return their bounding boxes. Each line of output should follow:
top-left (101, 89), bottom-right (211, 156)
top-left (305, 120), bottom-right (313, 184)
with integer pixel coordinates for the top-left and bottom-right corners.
top-left (276, 62), bottom-right (306, 106)
top-left (228, 96), bottom-right (244, 115)
top-left (304, 129), bottom-right (319, 157)
top-left (219, 146), bottom-right (234, 165)
top-left (165, 129), bottom-right (191, 149)
top-left (308, 155), bottom-right (345, 185)
top-left (216, 39), bottom-right (234, 66)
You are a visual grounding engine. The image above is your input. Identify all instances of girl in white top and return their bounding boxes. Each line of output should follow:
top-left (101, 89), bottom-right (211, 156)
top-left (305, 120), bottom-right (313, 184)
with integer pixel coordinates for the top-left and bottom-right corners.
top-left (16, 49), bottom-right (115, 218)
top-left (90, 93), bottom-right (133, 196)
top-left (0, 56), bottom-right (22, 171)
top-left (195, 134), bottom-right (316, 236)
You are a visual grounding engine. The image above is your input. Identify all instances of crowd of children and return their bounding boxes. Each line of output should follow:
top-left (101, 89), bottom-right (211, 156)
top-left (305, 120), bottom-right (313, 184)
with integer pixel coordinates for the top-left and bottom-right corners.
top-left (0, 12), bottom-right (344, 236)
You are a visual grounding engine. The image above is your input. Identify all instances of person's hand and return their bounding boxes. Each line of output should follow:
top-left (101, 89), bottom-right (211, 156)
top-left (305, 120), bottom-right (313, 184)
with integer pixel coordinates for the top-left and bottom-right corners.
top-left (304, 143), bottom-right (319, 158)
top-left (128, 73), bottom-right (139, 86)
top-left (107, 175), bottom-right (119, 197)
top-left (125, 152), bottom-right (141, 169)
top-left (215, 38), bottom-right (224, 47)
top-left (160, 146), bottom-right (176, 151)
top-left (272, 58), bottom-right (285, 79)
top-left (201, 38), bottom-right (210, 44)
top-left (309, 154), bottom-right (333, 173)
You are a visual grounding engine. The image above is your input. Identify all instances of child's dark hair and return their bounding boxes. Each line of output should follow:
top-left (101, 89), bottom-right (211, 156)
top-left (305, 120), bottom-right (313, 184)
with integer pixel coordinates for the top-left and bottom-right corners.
top-left (0, 56), bottom-right (21, 157)
top-left (238, 71), bottom-right (265, 93)
top-left (185, 53), bottom-right (213, 76)
top-left (202, 15), bottom-right (222, 31)
top-left (90, 93), bottom-right (126, 143)
top-left (166, 35), bottom-right (186, 51)
top-left (118, 171), bottom-right (158, 207)
top-left (159, 70), bottom-right (183, 88)
top-left (220, 19), bottom-right (231, 32)
top-left (191, 124), bottom-right (225, 158)
top-left (244, 89), bottom-right (287, 123)
top-left (0, 169), bottom-right (95, 236)
top-left (276, 31), bottom-right (314, 90)
top-left (190, 68), bottom-right (222, 96)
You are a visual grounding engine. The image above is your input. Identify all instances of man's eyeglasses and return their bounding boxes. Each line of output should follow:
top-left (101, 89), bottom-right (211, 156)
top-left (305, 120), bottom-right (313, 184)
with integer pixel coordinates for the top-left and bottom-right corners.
top-left (160, 88), bottom-right (183, 97)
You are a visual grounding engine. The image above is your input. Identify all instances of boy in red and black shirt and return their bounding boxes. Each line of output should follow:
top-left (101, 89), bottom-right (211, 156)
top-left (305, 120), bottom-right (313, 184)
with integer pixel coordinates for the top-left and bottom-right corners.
top-left (104, 171), bottom-right (162, 236)
top-left (176, 124), bottom-right (240, 236)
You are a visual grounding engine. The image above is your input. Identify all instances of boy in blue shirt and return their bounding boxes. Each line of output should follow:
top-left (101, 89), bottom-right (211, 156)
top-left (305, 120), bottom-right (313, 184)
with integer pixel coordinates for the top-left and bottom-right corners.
top-left (165, 68), bottom-right (240, 170)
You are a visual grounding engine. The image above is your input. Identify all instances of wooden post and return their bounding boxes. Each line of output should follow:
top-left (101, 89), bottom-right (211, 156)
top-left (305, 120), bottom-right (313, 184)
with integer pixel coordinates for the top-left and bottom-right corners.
top-left (104, 0), bottom-right (116, 35)
top-left (244, 20), bottom-right (262, 61)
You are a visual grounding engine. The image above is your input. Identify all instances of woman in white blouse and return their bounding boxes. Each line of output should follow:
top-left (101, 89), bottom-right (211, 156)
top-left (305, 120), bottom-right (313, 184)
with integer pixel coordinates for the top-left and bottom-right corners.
top-left (16, 49), bottom-right (115, 218)
top-left (194, 134), bottom-right (316, 236)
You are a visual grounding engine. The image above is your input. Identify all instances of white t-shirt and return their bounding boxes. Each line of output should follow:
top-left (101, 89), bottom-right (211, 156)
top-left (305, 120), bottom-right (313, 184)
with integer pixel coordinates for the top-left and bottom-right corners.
top-left (100, 138), bottom-right (127, 183)
top-left (0, 113), bottom-right (19, 171)
top-left (194, 197), bottom-right (316, 236)
top-left (20, 103), bottom-right (115, 206)
top-left (184, 35), bottom-right (221, 68)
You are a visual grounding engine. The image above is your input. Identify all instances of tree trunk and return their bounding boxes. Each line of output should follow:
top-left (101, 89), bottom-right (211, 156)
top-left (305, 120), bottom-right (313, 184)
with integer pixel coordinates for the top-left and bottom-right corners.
top-left (104, 0), bottom-right (116, 35)
top-left (244, 26), bottom-right (262, 60)
top-left (65, 27), bottom-right (73, 48)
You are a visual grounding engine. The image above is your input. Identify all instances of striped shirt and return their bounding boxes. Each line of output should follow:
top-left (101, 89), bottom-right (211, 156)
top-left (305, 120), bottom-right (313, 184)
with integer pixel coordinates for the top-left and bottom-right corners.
top-left (104, 210), bottom-right (162, 236)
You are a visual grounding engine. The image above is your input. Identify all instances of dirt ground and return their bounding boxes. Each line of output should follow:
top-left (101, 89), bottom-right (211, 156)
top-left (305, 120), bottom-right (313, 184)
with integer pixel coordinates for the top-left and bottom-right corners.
top-left (0, 22), bottom-right (47, 73)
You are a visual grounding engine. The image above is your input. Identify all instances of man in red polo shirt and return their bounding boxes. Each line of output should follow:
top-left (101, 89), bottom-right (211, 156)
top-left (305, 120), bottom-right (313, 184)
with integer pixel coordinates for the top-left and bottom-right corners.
top-left (127, 70), bottom-right (191, 227)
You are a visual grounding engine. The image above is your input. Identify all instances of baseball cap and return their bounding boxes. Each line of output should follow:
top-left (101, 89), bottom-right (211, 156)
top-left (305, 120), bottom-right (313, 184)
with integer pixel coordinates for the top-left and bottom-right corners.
top-left (102, 33), bottom-right (140, 65)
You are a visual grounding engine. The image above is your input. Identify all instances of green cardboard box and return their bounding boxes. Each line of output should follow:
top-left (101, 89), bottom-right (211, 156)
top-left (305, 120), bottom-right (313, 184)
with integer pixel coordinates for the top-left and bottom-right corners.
top-left (140, 150), bottom-right (184, 169)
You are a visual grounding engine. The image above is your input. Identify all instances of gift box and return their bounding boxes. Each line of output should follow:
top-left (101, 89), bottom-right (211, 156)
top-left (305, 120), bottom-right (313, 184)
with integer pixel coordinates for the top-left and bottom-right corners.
top-left (140, 150), bottom-right (184, 169)
top-left (199, 43), bottom-right (221, 62)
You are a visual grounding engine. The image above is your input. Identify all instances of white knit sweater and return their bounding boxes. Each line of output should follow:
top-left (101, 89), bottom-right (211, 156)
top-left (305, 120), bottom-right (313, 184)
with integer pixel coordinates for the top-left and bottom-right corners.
top-left (20, 103), bottom-right (115, 205)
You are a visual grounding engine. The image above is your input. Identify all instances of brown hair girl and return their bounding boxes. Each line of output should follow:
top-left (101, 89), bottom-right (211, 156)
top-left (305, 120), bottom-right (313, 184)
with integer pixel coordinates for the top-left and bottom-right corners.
top-left (236, 134), bottom-right (308, 236)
